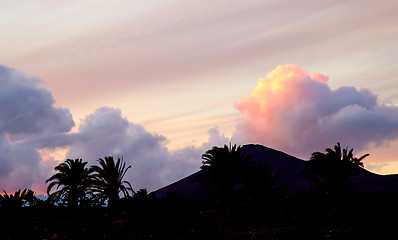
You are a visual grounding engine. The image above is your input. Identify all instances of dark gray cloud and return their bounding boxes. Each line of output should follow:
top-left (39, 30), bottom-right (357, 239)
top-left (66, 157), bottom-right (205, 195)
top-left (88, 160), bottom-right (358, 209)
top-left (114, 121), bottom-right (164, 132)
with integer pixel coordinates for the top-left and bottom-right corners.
top-left (0, 65), bottom-right (74, 191)
top-left (0, 65), bottom-right (74, 135)
top-left (0, 136), bottom-right (13, 179)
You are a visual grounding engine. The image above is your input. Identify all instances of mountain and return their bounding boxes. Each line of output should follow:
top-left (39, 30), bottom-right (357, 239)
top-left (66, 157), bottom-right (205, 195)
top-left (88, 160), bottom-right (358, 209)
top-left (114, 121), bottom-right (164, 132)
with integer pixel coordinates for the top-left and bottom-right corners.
top-left (154, 144), bottom-right (398, 199)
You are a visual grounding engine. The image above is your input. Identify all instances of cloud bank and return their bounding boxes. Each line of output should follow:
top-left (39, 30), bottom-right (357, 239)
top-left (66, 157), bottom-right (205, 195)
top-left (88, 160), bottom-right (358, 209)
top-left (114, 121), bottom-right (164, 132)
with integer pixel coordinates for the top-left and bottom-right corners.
top-left (0, 62), bottom-right (228, 192)
top-left (233, 64), bottom-right (398, 158)
top-left (0, 64), bottom-right (229, 192)
top-left (66, 107), bottom-right (229, 191)
top-left (1, 63), bottom-right (398, 193)
top-left (0, 65), bottom-right (74, 192)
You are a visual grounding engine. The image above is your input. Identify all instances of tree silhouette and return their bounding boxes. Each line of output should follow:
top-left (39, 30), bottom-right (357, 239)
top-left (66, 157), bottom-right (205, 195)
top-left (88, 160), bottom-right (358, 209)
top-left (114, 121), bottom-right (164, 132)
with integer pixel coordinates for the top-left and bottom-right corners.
top-left (302, 143), bottom-right (370, 222)
top-left (46, 158), bottom-right (93, 207)
top-left (199, 144), bottom-right (252, 203)
top-left (0, 189), bottom-right (36, 208)
top-left (245, 161), bottom-right (279, 204)
top-left (90, 156), bottom-right (134, 210)
top-left (130, 188), bottom-right (156, 207)
top-left (21, 189), bottom-right (36, 206)
top-left (303, 142), bottom-right (369, 187)
top-left (134, 188), bottom-right (149, 199)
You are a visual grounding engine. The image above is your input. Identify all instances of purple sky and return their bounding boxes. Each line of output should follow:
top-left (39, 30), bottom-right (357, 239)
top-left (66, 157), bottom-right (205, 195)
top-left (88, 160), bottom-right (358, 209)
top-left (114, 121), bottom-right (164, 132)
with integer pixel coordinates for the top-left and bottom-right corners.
top-left (1, 0), bottom-right (398, 193)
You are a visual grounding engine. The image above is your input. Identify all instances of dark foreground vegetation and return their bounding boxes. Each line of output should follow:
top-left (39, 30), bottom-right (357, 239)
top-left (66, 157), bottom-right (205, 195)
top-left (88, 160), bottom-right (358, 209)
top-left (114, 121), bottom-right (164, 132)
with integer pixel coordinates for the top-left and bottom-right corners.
top-left (0, 190), bottom-right (397, 239)
top-left (0, 143), bottom-right (397, 239)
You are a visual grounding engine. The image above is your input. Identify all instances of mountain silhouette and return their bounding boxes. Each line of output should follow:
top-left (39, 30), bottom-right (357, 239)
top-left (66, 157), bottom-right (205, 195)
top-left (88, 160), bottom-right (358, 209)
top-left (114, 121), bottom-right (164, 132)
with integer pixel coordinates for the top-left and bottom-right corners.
top-left (154, 144), bottom-right (398, 200)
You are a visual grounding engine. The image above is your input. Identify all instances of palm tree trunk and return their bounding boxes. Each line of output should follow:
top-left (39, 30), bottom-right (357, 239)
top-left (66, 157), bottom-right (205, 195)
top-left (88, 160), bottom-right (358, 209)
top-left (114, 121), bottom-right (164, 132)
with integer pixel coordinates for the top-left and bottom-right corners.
top-left (108, 192), bottom-right (120, 214)
top-left (68, 189), bottom-right (79, 207)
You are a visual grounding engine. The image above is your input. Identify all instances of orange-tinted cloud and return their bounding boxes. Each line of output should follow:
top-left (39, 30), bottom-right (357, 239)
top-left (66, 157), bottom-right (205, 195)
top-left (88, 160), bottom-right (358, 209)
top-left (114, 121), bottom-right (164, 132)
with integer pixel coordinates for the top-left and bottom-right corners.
top-left (233, 64), bottom-right (398, 159)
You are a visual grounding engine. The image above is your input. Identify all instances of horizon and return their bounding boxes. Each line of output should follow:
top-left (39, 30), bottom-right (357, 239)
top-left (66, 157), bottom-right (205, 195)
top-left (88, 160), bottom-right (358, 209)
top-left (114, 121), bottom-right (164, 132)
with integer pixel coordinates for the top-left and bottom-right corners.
top-left (1, 0), bottom-right (398, 194)
top-left (6, 142), bottom-right (383, 198)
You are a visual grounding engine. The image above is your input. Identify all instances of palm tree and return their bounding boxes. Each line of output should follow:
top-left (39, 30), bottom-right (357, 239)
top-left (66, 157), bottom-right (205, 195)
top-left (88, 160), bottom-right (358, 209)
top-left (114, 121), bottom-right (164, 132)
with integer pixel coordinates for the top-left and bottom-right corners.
top-left (303, 142), bottom-right (369, 186)
top-left (199, 143), bottom-right (252, 202)
top-left (46, 158), bottom-right (93, 207)
top-left (90, 156), bottom-right (134, 210)
top-left (0, 189), bottom-right (35, 208)
top-left (134, 188), bottom-right (149, 199)
top-left (245, 161), bottom-right (279, 203)
top-left (302, 143), bottom-right (369, 220)
top-left (131, 188), bottom-right (155, 205)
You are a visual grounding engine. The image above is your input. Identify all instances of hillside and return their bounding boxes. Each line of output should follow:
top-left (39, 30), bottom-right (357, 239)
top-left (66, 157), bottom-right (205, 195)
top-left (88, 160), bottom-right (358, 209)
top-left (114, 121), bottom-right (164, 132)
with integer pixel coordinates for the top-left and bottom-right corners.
top-left (1, 144), bottom-right (397, 239)
top-left (155, 144), bottom-right (398, 199)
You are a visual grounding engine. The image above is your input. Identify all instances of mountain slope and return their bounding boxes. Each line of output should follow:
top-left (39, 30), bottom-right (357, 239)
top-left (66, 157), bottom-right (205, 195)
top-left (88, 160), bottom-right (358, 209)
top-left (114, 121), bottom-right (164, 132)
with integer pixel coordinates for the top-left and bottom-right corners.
top-left (154, 144), bottom-right (398, 199)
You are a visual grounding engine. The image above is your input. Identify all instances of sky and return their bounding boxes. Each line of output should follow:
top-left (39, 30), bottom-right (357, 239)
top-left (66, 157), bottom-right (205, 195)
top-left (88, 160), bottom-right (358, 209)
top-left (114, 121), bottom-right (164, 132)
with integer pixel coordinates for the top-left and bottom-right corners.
top-left (1, 0), bottom-right (398, 194)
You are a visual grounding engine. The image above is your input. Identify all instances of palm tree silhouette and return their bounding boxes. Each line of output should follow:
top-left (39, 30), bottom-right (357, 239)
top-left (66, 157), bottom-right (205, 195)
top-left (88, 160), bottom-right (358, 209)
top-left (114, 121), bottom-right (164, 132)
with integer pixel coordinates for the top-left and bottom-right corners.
top-left (303, 142), bottom-right (369, 186)
top-left (245, 161), bottom-right (279, 203)
top-left (46, 158), bottom-right (93, 207)
top-left (199, 144), bottom-right (252, 202)
top-left (325, 142), bottom-right (368, 168)
top-left (134, 188), bottom-right (149, 199)
top-left (90, 156), bottom-right (134, 210)
top-left (0, 189), bottom-right (35, 208)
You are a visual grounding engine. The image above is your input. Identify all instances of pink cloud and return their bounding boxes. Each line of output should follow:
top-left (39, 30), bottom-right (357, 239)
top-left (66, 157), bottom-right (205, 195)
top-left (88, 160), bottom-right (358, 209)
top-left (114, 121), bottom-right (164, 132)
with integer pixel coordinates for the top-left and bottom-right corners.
top-left (233, 64), bottom-right (398, 159)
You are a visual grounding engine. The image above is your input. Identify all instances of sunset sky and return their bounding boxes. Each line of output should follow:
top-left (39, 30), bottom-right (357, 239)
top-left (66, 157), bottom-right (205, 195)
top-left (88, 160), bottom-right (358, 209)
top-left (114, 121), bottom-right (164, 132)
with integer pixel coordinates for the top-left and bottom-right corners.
top-left (1, 0), bottom-right (398, 194)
